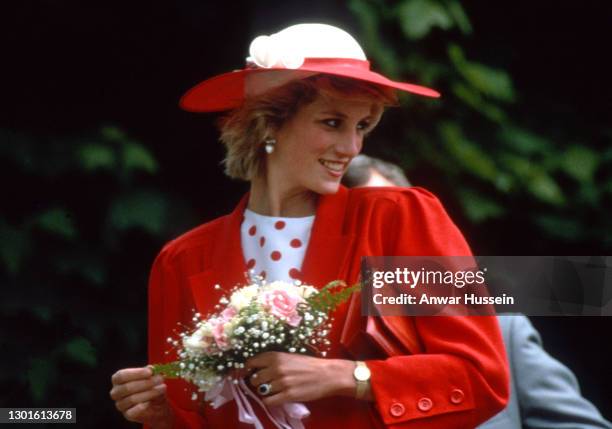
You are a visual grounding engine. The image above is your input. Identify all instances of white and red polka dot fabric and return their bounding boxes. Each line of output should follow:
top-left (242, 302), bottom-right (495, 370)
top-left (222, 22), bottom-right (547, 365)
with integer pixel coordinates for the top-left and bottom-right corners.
top-left (240, 209), bottom-right (314, 282)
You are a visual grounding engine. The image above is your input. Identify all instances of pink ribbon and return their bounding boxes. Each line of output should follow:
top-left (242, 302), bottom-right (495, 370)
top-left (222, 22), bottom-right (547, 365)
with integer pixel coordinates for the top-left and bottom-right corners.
top-left (205, 377), bottom-right (310, 429)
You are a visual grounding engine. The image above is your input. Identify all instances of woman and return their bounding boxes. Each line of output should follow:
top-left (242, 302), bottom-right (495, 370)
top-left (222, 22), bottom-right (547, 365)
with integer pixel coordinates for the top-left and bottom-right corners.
top-left (110, 23), bottom-right (509, 429)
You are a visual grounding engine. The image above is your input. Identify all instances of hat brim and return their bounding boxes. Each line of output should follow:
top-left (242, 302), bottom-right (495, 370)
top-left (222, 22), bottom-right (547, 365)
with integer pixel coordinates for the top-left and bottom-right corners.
top-left (180, 62), bottom-right (440, 112)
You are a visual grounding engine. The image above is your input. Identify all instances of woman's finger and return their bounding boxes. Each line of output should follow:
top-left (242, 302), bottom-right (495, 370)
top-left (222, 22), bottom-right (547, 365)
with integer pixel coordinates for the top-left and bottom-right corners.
top-left (115, 384), bottom-right (166, 413)
top-left (123, 400), bottom-right (152, 423)
top-left (111, 367), bottom-right (152, 386)
top-left (110, 375), bottom-right (164, 401)
top-left (249, 367), bottom-right (275, 387)
top-left (246, 351), bottom-right (281, 370)
top-left (262, 386), bottom-right (295, 407)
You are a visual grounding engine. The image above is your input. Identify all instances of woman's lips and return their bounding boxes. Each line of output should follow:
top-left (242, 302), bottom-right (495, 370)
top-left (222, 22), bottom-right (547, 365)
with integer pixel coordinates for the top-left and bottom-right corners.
top-left (318, 159), bottom-right (346, 177)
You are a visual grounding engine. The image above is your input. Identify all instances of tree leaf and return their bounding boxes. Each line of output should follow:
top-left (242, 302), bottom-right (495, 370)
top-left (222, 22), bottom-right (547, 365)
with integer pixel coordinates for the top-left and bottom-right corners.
top-left (122, 142), bottom-right (158, 174)
top-left (500, 154), bottom-right (565, 205)
top-left (499, 126), bottom-right (553, 155)
top-left (560, 145), bottom-right (599, 183)
top-left (108, 191), bottom-right (168, 234)
top-left (500, 153), bottom-right (533, 177)
top-left (447, 0), bottom-right (472, 34)
top-left (458, 189), bottom-right (505, 222)
top-left (64, 337), bottom-right (97, 367)
top-left (461, 63), bottom-right (514, 102)
top-left (452, 82), bottom-right (507, 122)
top-left (397, 0), bottom-right (453, 40)
top-left (101, 126), bottom-right (128, 142)
top-left (34, 208), bottom-right (77, 240)
top-left (528, 173), bottom-right (565, 206)
top-left (449, 45), bottom-right (515, 102)
top-left (78, 143), bottom-right (115, 171)
top-left (439, 122), bottom-right (499, 182)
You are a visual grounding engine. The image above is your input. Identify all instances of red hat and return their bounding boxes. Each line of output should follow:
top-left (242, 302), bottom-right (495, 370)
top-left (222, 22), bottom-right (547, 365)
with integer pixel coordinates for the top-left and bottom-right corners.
top-left (180, 23), bottom-right (440, 112)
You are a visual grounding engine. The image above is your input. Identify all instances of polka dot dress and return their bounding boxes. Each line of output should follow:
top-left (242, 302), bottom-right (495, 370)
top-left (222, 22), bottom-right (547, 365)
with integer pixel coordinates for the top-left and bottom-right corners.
top-left (241, 209), bottom-right (315, 282)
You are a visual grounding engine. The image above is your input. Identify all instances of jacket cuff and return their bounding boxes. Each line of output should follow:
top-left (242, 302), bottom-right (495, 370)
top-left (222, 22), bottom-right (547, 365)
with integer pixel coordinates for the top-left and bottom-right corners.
top-left (366, 358), bottom-right (475, 426)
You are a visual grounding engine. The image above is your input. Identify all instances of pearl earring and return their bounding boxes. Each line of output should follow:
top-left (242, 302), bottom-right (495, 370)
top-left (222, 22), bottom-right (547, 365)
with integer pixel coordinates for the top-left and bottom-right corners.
top-left (264, 137), bottom-right (276, 154)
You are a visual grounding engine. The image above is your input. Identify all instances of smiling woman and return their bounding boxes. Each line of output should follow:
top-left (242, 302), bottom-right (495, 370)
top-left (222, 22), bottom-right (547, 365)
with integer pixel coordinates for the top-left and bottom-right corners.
top-left (109, 23), bottom-right (510, 429)
top-left (218, 75), bottom-right (395, 182)
top-left (231, 76), bottom-right (392, 215)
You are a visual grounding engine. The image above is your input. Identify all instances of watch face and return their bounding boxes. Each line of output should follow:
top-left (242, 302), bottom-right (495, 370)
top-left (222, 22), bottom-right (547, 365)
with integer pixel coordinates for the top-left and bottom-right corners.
top-left (354, 365), bottom-right (371, 381)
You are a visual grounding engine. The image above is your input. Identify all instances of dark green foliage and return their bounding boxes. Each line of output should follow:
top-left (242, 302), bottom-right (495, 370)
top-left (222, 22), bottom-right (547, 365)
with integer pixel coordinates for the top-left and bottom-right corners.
top-left (0, 126), bottom-right (197, 427)
top-left (349, 0), bottom-right (611, 253)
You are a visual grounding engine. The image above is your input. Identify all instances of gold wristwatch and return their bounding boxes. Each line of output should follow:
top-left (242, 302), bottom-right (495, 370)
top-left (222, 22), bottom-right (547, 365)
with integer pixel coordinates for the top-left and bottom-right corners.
top-left (353, 361), bottom-right (371, 400)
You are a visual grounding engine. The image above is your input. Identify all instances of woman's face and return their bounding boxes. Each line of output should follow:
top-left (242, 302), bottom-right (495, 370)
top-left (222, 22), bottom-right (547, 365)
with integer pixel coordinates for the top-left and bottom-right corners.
top-left (269, 93), bottom-right (383, 196)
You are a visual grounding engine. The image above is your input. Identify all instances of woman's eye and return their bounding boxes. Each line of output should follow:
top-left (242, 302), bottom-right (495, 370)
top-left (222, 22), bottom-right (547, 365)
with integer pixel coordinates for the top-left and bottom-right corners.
top-left (322, 119), bottom-right (341, 128)
top-left (357, 121), bottom-right (371, 131)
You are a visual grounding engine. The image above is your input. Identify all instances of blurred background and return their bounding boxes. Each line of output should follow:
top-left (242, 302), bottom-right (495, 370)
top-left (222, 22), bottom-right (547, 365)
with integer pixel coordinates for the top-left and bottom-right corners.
top-left (1, 0), bottom-right (610, 426)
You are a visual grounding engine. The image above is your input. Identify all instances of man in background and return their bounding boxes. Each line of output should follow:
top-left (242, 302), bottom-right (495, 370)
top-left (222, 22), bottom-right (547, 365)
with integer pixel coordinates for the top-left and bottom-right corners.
top-left (342, 155), bottom-right (411, 188)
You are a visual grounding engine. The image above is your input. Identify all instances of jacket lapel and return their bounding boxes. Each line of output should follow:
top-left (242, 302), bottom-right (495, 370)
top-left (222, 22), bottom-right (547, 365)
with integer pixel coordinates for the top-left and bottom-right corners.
top-left (300, 186), bottom-right (356, 287)
top-left (188, 194), bottom-right (250, 314)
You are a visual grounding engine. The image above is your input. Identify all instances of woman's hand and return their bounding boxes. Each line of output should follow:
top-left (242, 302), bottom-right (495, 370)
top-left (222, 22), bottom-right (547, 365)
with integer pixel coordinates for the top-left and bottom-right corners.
top-left (110, 367), bottom-right (174, 429)
top-left (246, 352), bottom-right (358, 407)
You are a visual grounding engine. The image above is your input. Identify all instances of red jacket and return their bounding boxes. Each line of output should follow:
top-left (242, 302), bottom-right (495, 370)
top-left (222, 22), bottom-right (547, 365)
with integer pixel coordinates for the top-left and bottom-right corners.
top-left (147, 186), bottom-right (509, 429)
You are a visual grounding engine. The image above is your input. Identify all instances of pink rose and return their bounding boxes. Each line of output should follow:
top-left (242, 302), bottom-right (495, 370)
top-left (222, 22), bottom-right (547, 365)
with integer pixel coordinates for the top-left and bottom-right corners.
top-left (210, 318), bottom-right (230, 350)
top-left (221, 306), bottom-right (237, 321)
top-left (261, 289), bottom-right (303, 327)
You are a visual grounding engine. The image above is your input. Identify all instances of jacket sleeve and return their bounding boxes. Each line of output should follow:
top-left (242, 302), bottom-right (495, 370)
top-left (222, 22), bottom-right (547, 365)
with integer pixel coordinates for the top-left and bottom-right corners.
top-left (508, 315), bottom-right (612, 429)
top-left (364, 187), bottom-right (510, 428)
top-left (144, 246), bottom-right (209, 429)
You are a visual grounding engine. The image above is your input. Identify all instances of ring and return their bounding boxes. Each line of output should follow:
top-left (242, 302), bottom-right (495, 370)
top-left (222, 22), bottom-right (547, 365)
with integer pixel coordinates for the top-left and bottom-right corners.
top-left (257, 383), bottom-right (272, 396)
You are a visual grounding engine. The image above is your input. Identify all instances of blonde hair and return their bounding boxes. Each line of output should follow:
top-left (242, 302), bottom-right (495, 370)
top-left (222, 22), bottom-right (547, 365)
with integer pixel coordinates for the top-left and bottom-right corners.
top-left (217, 75), bottom-right (398, 181)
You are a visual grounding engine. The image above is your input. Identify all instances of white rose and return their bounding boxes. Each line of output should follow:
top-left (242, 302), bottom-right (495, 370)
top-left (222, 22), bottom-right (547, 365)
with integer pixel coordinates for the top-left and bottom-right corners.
top-left (197, 321), bottom-right (214, 337)
top-left (183, 332), bottom-right (206, 355)
top-left (230, 285), bottom-right (259, 311)
top-left (223, 318), bottom-right (239, 336)
top-left (298, 285), bottom-right (318, 299)
top-left (266, 281), bottom-right (298, 295)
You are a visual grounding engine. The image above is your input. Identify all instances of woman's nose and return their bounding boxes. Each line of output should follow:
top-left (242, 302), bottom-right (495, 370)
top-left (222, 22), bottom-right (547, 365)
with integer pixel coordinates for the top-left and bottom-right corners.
top-left (336, 131), bottom-right (362, 156)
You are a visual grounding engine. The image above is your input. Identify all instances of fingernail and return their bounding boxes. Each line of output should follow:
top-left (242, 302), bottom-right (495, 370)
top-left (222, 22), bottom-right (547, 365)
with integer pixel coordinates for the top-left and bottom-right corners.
top-left (153, 375), bottom-right (164, 384)
top-left (154, 383), bottom-right (166, 391)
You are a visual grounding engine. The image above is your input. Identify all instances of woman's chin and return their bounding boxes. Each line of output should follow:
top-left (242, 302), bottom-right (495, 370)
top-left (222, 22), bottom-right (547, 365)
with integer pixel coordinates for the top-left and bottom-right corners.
top-left (311, 181), bottom-right (342, 195)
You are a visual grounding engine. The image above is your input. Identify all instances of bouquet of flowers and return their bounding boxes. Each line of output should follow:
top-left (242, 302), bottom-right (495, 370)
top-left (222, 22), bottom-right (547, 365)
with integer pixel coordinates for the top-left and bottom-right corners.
top-left (151, 275), bottom-right (359, 428)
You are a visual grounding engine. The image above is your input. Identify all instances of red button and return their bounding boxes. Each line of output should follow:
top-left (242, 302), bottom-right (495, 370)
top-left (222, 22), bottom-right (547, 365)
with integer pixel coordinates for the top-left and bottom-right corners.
top-left (389, 402), bottom-right (405, 417)
top-left (417, 397), bottom-right (433, 412)
top-left (450, 389), bottom-right (465, 404)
